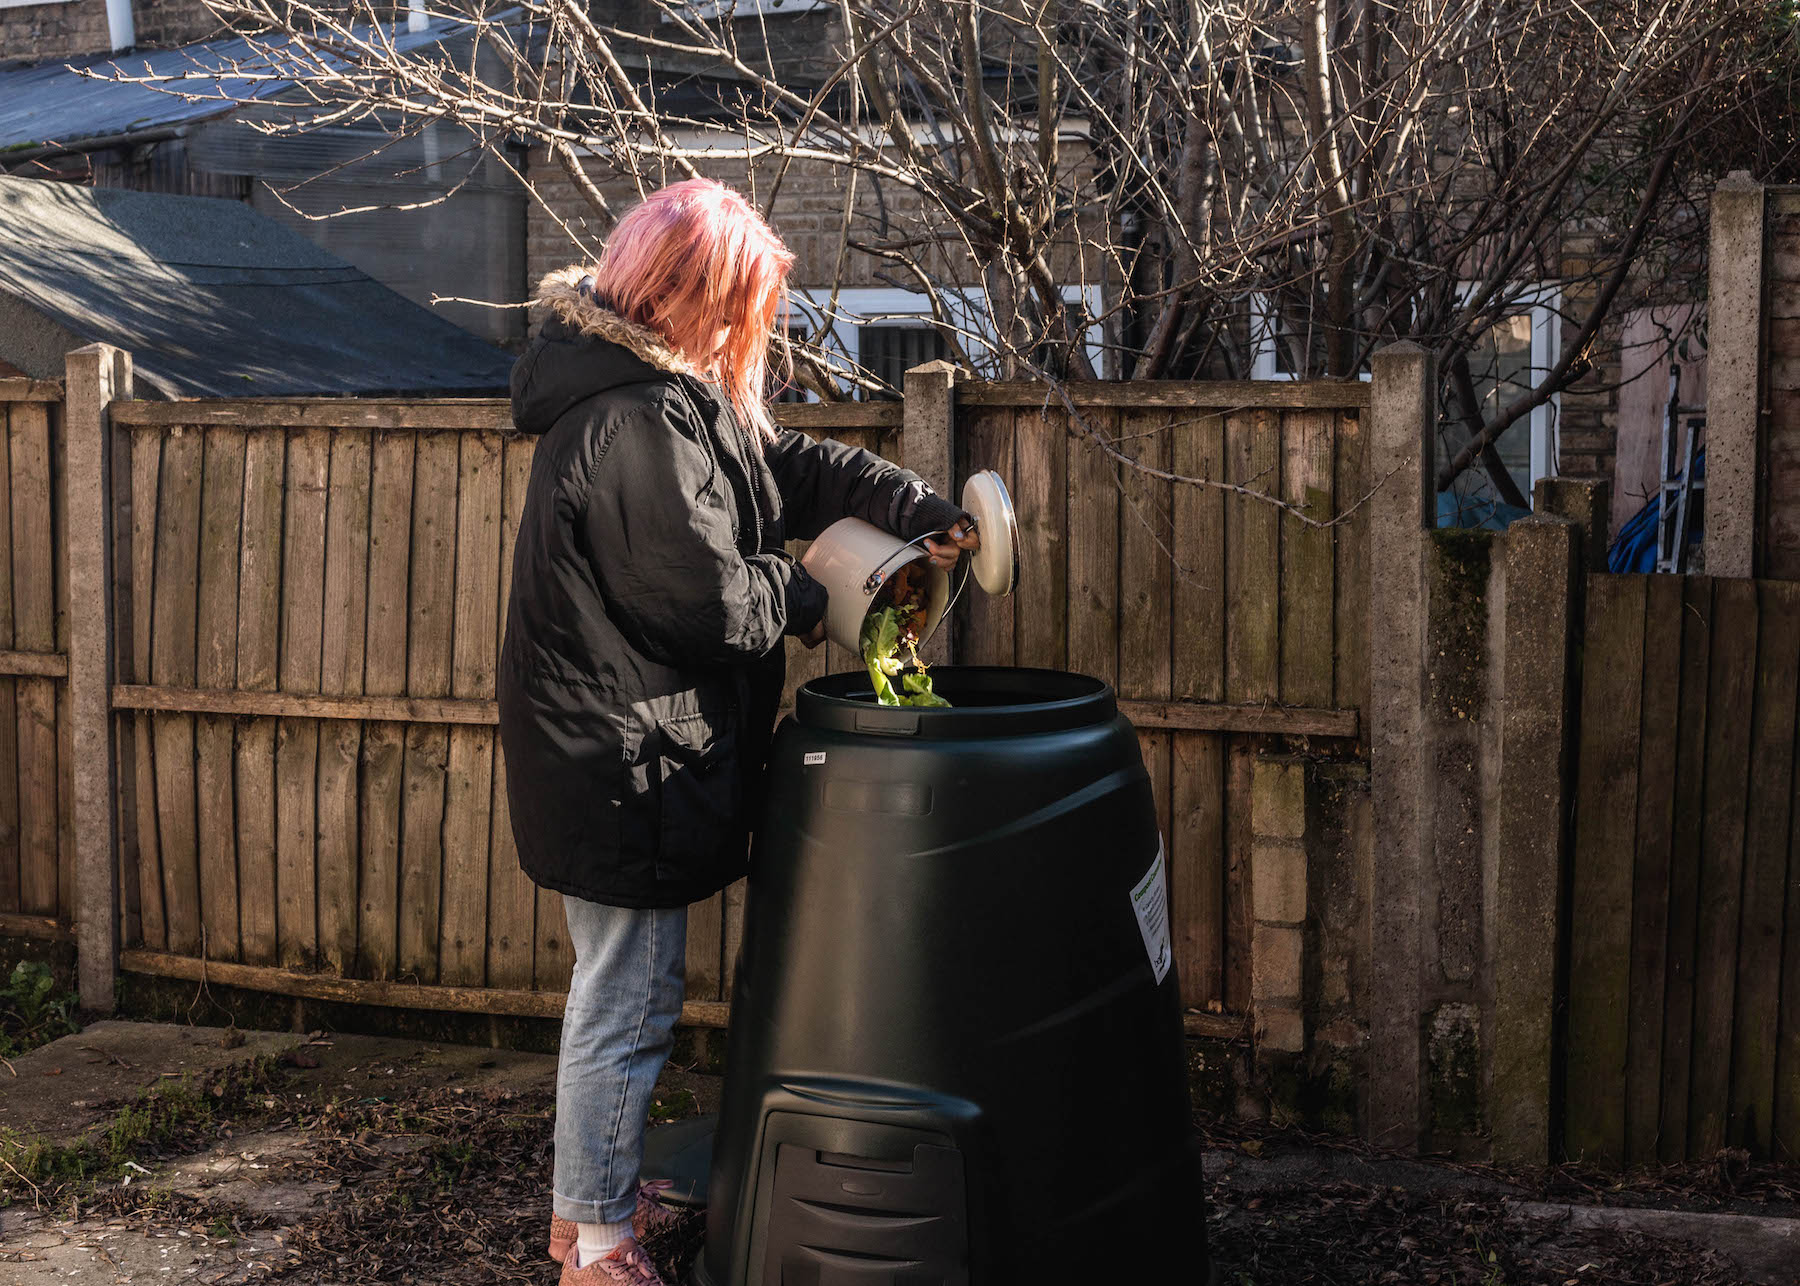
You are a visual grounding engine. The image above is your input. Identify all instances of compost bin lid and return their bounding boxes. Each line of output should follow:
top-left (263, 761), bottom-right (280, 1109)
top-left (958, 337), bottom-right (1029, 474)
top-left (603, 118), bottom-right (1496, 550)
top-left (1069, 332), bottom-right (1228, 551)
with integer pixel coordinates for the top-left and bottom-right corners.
top-left (795, 667), bottom-right (1115, 739)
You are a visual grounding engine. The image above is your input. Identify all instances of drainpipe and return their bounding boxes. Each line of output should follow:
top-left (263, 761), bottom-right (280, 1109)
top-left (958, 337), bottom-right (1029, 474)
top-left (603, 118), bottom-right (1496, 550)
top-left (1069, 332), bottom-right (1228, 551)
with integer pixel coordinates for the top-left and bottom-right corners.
top-left (105, 0), bottom-right (135, 50)
top-left (408, 0), bottom-right (427, 33)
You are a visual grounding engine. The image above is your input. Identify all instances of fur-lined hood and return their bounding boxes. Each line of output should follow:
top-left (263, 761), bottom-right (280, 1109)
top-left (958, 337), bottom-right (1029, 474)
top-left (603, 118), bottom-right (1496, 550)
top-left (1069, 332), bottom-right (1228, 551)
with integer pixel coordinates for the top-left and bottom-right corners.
top-left (531, 267), bottom-right (703, 380)
top-left (512, 266), bottom-right (717, 435)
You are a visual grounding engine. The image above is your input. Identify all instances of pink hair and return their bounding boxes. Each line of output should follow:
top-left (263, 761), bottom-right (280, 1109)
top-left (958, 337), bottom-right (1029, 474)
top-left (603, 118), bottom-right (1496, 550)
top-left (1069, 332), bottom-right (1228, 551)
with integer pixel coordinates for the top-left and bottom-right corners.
top-left (591, 179), bottom-right (795, 441)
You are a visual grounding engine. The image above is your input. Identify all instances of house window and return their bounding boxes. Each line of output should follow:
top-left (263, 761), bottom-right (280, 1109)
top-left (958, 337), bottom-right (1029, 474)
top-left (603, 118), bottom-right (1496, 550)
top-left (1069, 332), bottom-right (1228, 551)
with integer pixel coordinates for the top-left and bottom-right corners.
top-left (781, 285), bottom-right (1105, 400)
top-left (1248, 285), bottom-right (1561, 518)
top-left (660, 0), bottom-right (827, 20)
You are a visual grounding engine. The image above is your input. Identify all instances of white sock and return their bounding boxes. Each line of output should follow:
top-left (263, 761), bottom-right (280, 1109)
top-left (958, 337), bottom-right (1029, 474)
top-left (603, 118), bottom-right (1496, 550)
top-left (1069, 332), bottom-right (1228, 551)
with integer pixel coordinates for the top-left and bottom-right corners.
top-left (575, 1220), bottom-right (632, 1267)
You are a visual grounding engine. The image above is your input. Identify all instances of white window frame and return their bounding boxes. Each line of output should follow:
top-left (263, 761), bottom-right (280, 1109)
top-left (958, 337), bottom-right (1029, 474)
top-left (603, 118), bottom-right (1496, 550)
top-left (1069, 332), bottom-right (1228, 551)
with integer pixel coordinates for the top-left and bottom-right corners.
top-left (0, 0), bottom-right (77, 8)
top-left (658, 0), bottom-right (826, 21)
top-left (779, 285), bottom-right (1106, 400)
top-left (1249, 284), bottom-right (1562, 495)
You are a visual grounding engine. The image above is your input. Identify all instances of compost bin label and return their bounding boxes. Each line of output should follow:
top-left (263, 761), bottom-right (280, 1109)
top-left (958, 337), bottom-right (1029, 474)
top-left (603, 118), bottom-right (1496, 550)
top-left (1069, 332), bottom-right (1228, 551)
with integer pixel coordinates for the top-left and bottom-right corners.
top-left (803, 751), bottom-right (827, 766)
top-left (1132, 839), bottom-right (1172, 984)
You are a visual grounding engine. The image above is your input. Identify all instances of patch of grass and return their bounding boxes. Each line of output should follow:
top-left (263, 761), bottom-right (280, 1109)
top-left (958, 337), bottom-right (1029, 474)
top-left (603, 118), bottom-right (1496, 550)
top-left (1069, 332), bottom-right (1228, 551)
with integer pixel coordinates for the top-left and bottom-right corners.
top-left (0, 1054), bottom-right (288, 1206)
top-left (0, 959), bottom-right (80, 1060)
top-left (648, 1088), bottom-right (697, 1123)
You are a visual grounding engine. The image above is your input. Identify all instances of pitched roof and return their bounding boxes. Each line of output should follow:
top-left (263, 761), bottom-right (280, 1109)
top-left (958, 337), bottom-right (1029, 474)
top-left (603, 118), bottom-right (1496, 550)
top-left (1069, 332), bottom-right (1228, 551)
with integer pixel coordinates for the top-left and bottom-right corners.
top-left (0, 176), bottom-right (514, 397)
top-left (0, 15), bottom-right (493, 153)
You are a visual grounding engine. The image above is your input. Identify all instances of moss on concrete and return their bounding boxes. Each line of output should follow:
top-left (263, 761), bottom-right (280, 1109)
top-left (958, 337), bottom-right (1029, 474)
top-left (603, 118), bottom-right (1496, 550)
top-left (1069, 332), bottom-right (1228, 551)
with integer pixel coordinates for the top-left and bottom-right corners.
top-left (1425, 527), bottom-right (1494, 720)
top-left (1427, 1002), bottom-right (1484, 1141)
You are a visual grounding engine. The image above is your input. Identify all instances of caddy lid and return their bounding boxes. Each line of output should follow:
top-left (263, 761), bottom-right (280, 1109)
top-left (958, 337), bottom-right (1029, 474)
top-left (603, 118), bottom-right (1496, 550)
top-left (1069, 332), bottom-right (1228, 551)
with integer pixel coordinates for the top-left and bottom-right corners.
top-left (960, 469), bottom-right (1019, 596)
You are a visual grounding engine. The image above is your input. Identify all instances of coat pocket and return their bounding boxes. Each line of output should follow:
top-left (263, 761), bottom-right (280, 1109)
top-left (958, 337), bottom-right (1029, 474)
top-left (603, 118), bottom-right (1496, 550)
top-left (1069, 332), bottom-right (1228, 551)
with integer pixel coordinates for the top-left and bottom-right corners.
top-left (653, 711), bottom-right (742, 880)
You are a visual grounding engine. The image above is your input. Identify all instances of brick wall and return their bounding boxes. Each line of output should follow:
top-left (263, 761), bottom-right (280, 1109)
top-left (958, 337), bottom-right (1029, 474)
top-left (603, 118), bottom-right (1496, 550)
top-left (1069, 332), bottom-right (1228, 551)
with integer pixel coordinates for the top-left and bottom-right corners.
top-left (2, 0), bottom-right (225, 62)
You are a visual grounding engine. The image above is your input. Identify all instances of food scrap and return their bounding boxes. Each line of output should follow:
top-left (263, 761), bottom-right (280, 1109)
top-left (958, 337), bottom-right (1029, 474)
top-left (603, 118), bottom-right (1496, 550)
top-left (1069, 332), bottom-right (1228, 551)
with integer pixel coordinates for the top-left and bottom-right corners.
top-left (860, 562), bottom-right (950, 708)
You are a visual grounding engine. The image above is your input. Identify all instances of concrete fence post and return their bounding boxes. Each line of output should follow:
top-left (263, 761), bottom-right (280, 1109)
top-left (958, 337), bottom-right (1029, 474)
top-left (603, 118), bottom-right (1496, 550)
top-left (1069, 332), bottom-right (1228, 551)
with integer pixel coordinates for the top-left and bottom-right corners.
top-left (1705, 171), bottom-right (1765, 578)
top-left (1487, 514), bottom-right (1579, 1165)
top-left (64, 343), bottom-right (130, 1012)
top-left (903, 360), bottom-right (957, 666)
top-left (1366, 341), bottom-right (1435, 1151)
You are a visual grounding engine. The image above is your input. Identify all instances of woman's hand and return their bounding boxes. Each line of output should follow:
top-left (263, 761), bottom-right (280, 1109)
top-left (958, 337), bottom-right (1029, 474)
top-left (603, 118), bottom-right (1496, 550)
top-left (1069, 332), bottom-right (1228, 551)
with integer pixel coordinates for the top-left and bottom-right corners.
top-left (923, 519), bottom-right (980, 572)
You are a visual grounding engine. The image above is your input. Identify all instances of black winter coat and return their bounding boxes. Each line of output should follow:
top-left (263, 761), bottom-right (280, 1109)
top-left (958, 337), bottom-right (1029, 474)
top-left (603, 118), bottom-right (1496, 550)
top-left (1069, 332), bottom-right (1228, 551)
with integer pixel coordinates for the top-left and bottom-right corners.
top-left (498, 271), bottom-right (965, 908)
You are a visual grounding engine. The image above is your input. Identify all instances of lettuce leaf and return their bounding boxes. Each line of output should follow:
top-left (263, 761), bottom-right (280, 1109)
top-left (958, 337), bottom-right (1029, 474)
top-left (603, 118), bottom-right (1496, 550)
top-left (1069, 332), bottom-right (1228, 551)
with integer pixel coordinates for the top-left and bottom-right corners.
top-left (860, 604), bottom-right (951, 707)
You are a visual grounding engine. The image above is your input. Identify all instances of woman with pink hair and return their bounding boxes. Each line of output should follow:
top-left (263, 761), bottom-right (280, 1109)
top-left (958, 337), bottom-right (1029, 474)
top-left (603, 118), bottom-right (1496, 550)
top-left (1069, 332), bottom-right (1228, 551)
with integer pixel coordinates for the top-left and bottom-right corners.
top-left (497, 179), bottom-right (976, 1285)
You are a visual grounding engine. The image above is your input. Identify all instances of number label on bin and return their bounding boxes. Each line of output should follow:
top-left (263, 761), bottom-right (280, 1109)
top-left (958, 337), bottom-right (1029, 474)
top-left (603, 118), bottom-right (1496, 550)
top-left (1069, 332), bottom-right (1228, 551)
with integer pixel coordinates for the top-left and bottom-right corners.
top-left (1131, 840), bottom-right (1172, 985)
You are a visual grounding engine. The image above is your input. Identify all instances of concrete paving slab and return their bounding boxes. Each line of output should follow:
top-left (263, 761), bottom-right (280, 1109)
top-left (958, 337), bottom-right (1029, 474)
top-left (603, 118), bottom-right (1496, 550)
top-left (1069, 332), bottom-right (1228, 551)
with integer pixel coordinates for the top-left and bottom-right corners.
top-left (0, 1208), bottom-right (288, 1284)
top-left (1508, 1200), bottom-right (1800, 1286)
top-left (0, 1022), bottom-right (302, 1145)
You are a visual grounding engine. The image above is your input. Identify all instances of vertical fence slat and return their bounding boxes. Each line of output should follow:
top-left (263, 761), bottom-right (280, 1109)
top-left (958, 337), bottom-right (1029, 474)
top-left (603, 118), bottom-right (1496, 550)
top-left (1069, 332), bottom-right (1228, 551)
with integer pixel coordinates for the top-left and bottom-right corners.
top-left (276, 429), bottom-right (329, 969)
top-left (956, 405), bottom-right (1015, 666)
top-left (359, 430), bottom-right (415, 980)
top-left (1779, 665), bottom-right (1800, 1161)
top-left (1012, 409), bottom-right (1066, 671)
top-left (488, 436), bottom-right (537, 991)
top-left (399, 432), bottom-right (458, 984)
top-left (1730, 581), bottom-right (1800, 1153)
top-left (1690, 577), bottom-right (1758, 1157)
top-left (1172, 410), bottom-right (1225, 703)
top-left (1223, 741), bottom-right (1255, 1014)
top-left (1625, 573), bottom-right (1681, 1166)
top-left (1170, 733), bottom-right (1225, 1010)
top-left (1659, 575), bottom-right (1713, 1161)
top-left (441, 432), bottom-right (501, 987)
top-left (0, 405), bottom-right (16, 914)
top-left (1119, 409), bottom-right (1173, 891)
top-left (12, 402), bottom-right (58, 919)
top-left (1564, 573), bottom-right (1647, 1166)
top-left (1226, 409), bottom-right (1279, 703)
top-left (129, 429), bottom-right (166, 950)
top-left (234, 429), bottom-right (284, 966)
top-left (194, 427), bottom-right (245, 962)
top-left (1334, 408), bottom-right (1370, 717)
top-left (1067, 410), bottom-right (1119, 684)
top-left (1279, 409), bottom-right (1335, 708)
top-left (317, 429), bottom-right (372, 975)
top-left (149, 428), bottom-right (203, 953)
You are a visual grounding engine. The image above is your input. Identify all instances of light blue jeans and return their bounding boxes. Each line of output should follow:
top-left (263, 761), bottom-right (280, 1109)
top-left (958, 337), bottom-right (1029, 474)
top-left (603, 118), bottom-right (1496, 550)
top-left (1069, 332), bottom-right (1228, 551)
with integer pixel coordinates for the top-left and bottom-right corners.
top-left (552, 895), bottom-right (688, 1226)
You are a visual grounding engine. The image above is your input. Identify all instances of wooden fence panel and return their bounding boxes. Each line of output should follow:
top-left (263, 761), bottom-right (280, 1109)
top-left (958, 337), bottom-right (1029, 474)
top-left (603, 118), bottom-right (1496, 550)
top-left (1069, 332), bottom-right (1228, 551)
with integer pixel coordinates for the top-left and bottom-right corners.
top-left (100, 385), bottom-right (1370, 1032)
top-left (1567, 572), bottom-right (1800, 1163)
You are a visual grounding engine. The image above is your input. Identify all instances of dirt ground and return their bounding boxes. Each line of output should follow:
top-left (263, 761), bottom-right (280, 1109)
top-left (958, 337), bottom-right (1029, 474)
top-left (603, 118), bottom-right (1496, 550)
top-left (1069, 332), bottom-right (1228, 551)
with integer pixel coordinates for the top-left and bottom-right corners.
top-left (2, 1022), bottom-right (1796, 1285)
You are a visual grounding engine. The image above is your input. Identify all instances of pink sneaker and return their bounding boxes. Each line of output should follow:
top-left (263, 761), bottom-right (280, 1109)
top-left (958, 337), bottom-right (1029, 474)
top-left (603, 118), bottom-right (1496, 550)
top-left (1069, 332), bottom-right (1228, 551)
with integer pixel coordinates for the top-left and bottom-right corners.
top-left (556, 1238), bottom-right (665, 1286)
top-left (549, 1183), bottom-right (682, 1263)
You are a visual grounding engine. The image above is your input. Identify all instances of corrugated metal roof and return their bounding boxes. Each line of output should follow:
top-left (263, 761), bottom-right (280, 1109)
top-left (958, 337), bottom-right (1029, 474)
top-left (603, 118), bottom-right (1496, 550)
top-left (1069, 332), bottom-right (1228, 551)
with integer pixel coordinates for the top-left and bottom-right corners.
top-left (0, 15), bottom-right (501, 152)
top-left (0, 176), bottom-right (514, 397)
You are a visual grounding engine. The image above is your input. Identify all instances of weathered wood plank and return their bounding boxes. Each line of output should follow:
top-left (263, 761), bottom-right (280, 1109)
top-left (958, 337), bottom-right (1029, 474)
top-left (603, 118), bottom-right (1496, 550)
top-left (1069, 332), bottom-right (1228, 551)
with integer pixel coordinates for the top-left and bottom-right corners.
top-left (686, 891), bottom-right (727, 1003)
top-left (128, 430), bottom-right (166, 950)
top-left (535, 888), bottom-right (575, 992)
top-left (486, 436), bottom-right (537, 991)
top-left (0, 412), bottom-right (16, 915)
top-left (316, 430), bottom-right (373, 975)
top-left (1780, 662), bottom-right (1800, 1162)
top-left (276, 429), bottom-right (329, 969)
top-left (1011, 408), bottom-right (1067, 670)
top-left (1223, 740), bottom-right (1254, 1013)
top-left (1624, 574), bottom-right (1681, 1167)
top-left (0, 650), bottom-right (66, 677)
top-left (358, 432), bottom-right (416, 982)
top-left (1333, 410), bottom-right (1371, 718)
top-left (955, 405), bottom-right (1015, 666)
top-left (1066, 409), bottom-right (1119, 684)
top-left (111, 687), bottom-right (502, 723)
top-left (1117, 411), bottom-right (1172, 703)
top-left (1279, 409), bottom-right (1335, 709)
top-left (194, 426), bottom-right (246, 962)
top-left (1172, 412), bottom-right (1226, 703)
top-left (1564, 574), bottom-right (1648, 1166)
top-left (1689, 577), bottom-right (1758, 1158)
top-left (1170, 732), bottom-right (1225, 1009)
top-left (441, 432), bottom-right (502, 986)
top-left (722, 875), bottom-right (748, 999)
top-left (113, 399), bottom-right (515, 431)
top-left (955, 380), bottom-right (1371, 409)
top-left (399, 433), bottom-right (458, 984)
top-left (0, 379), bottom-right (66, 402)
top-left (11, 402), bottom-right (57, 920)
top-left (149, 428), bottom-right (203, 954)
top-left (1730, 580), bottom-right (1800, 1154)
top-left (232, 430), bottom-right (285, 967)
top-left (1659, 575), bottom-right (1713, 1162)
top-left (771, 401), bottom-right (902, 430)
top-left (1226, 410), bottom-right (1280, 703)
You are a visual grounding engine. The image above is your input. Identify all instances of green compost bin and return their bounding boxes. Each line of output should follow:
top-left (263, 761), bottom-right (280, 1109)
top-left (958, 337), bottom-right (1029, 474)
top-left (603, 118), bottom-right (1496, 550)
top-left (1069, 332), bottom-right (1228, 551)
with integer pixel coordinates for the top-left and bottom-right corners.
top-left (694, 666), bottom-right (1205, 1284)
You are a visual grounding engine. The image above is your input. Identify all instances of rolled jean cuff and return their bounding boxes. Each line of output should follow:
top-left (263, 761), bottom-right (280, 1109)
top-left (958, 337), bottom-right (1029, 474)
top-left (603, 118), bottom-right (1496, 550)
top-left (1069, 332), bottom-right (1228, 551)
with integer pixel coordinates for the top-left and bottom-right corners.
top-left (552, 1187), bottom-right (638, 1227)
